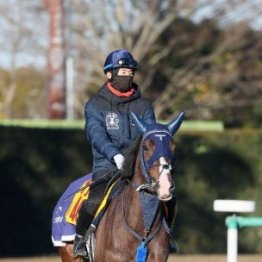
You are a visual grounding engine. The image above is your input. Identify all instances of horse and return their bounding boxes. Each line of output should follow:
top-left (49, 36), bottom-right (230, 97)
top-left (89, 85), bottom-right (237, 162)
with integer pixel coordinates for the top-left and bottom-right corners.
top-left (58, 112), bottom-right (184, 262)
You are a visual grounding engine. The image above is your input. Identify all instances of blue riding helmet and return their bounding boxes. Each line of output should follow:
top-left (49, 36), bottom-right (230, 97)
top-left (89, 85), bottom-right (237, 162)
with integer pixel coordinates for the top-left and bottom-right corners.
top-left (103, 49), bottom-right (138, 73)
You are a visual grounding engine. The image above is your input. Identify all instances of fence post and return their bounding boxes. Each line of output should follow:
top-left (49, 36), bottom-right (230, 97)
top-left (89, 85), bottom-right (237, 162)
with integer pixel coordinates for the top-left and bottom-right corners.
top-left (226, 216), bottom-right (238, 262)
top-left (213, 200), bottom-right (256, 262)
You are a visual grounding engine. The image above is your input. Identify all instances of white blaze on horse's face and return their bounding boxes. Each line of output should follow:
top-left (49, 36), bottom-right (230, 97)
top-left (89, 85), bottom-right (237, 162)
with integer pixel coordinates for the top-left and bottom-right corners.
top-left (157, 157), bottom-right (173, 201)
top-left (141, 133), bottom-right (176, 201)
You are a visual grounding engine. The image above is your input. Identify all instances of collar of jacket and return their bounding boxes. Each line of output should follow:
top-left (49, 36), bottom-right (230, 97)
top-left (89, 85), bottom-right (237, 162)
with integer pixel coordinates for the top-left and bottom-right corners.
top-left (107, 82), bottom-right (135, 97)
top-left (97, 83), bottom-right (141, 105)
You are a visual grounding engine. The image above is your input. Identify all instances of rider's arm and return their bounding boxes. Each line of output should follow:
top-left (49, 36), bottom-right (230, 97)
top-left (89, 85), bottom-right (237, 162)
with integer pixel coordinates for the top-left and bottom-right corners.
top-left (84, 101), bottom-right (120, 162)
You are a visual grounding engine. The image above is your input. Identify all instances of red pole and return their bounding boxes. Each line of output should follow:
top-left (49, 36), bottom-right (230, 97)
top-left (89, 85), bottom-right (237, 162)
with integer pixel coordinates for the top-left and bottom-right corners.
top-left (44, 0), bottom-right (66, 119)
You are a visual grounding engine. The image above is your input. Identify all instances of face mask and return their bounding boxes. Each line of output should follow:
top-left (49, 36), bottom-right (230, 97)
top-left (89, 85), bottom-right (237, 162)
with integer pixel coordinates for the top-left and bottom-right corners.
top-left (109, 69), bottom-right (134, 92)
top-left (111, 75), bottom-right (134, 92)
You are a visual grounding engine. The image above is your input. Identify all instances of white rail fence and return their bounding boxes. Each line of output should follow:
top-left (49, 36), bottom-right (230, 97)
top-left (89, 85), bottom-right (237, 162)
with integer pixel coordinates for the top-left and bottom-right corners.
top-left (213, 200), bottom-right (262, 262)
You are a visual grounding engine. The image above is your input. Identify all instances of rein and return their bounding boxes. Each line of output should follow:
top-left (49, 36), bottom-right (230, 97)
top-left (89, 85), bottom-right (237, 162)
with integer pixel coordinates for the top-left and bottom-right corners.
top-left (120, 128), bottom-right (175, 250)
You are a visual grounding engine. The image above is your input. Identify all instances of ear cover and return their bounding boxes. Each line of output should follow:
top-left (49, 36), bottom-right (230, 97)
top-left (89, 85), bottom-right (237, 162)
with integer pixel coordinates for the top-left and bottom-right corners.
top-left (130, 112), bottom-right (147, 134)
top-left (167, 112), bottom-right (185, 135)
top-left (131, 111), bottom-right (185, 135)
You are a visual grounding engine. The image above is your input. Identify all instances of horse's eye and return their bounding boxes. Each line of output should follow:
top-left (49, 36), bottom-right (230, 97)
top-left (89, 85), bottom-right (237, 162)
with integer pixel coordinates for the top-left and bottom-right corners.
top-left (143, 145), bottom-right (149, 151)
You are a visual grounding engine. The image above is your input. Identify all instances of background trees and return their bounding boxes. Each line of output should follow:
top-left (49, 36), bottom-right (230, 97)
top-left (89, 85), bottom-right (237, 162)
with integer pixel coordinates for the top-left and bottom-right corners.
top-left (0, 1), bottom-right (48, 118)
top-left (0, 0), bottom-right (261, 127)
top-left (0, 0), bottom-right (262, 256)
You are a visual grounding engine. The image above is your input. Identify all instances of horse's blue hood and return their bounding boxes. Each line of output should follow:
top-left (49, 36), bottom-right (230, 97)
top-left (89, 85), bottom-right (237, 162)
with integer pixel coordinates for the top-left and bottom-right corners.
top-left (130, 112), bottom-right (185, 136)
top-left (130, 112), bottom-right (185, 169)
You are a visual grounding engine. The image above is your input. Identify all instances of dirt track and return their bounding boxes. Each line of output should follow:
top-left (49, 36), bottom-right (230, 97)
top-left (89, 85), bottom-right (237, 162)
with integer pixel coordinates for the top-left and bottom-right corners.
top-left (1, 255), bottom-right (262, 262)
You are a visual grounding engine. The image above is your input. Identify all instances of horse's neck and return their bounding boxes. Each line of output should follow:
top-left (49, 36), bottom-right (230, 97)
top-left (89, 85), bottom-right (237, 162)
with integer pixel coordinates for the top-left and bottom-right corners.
top-left (123, 162), bottom-right (161, 235)
top-left (122, 164), bottom-right (145, 233)
top-left (132, 156), bottom-right (145, 186)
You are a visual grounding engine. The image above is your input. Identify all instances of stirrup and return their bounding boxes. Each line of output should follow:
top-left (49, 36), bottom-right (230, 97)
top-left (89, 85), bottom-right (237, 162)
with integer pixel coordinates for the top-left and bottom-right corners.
top-left (85, 224), bottom-right (96, 262)
top-left (170, 237), bottom-right (179, 253)
top-left (73, 234), bottom-right (88, 259)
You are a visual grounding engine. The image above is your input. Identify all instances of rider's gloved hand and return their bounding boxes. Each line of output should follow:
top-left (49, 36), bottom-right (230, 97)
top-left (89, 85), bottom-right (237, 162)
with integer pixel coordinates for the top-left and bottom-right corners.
top-left (113, 154), bottom-right (125, 169)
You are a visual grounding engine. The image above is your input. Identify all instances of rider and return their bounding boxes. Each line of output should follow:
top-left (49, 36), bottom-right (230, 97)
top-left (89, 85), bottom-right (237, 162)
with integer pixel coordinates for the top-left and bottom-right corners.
top-left (73, 49), bottom-right (156, 258)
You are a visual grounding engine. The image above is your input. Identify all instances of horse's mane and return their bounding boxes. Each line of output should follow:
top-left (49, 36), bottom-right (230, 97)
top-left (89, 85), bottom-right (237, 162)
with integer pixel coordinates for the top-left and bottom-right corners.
top-left (120, 136), bottom-right (142, 179)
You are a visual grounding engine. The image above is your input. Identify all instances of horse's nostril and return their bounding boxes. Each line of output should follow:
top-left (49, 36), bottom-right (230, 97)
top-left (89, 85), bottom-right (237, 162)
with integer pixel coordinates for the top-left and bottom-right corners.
top-left (170, 184), bottom-right (175, 193)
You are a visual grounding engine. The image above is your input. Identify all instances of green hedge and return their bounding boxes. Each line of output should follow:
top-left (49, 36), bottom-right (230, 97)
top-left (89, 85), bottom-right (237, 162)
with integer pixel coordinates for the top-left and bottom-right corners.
top-left (0, 127), bottom-right (261, 256)
top-left (175, 130), bottom-right (262, 254)
top-left (0, 127), bottom-right (92, 257)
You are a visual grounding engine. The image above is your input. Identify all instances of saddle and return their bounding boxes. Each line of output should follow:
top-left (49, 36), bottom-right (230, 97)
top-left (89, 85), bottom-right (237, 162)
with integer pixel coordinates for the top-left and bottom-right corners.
top-left (65, 174), bottom-right (125, 226)
top-left (93, 177), bottom-right (126, 227)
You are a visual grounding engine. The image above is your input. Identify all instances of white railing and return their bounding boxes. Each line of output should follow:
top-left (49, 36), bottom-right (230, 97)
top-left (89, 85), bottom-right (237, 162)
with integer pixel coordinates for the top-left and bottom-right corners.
top-left (213, 199), bottom-right (262, 262)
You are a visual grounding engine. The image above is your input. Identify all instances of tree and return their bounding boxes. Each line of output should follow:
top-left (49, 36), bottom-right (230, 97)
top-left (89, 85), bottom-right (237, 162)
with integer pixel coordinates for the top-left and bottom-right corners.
top-left (66, 0), bottom-right (216, 114)
top-left (0, 0), bottom-right (261, 127)
top-left (153, 20), bottom-right (262, 127)
top-left (65, 0), bottom-right (262, 127)
top-left (0, 1), bottom-right (47, 118)
top-left (0, 68), bottom-right (47, 118)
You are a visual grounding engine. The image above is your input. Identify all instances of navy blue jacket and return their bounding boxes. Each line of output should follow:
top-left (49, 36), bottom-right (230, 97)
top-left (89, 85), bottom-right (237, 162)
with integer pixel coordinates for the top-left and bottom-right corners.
top-left (85, 83), bottom-right (155, 174)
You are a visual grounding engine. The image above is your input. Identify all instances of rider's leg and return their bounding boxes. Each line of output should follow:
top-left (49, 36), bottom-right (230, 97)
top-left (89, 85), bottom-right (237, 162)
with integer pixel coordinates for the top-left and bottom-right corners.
top-left (76, 182), bottom-right (105, 233)
top-left (73, 174), bottom-right (110, 257)
top-left (165, 196), bottom-right (179, 252)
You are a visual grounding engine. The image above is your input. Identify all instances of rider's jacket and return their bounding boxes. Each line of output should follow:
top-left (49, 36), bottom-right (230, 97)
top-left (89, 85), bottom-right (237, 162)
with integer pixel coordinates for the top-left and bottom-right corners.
top-left (85, 82), bottom-right (155, 174)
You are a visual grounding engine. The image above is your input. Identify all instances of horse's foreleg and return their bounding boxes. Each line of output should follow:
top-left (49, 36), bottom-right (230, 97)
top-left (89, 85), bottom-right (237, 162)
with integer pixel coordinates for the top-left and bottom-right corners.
top-left (58, 244), bottom-right (85, 262)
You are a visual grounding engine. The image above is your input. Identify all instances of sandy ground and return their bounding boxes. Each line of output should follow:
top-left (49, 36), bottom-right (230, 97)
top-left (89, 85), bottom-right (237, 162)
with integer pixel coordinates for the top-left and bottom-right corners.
top-left (1, 255), bottom-right (262, 262)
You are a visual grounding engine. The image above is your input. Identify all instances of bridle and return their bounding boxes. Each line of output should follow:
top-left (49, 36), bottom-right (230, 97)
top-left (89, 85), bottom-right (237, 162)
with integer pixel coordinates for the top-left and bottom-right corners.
top-left (134, 129), bottom-right (175, 194)
top-left (121, 112), bottom-right (184, 249)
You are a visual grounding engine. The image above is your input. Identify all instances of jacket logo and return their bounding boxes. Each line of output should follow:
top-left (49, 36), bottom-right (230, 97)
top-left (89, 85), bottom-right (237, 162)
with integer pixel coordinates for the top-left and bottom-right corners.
top-left (106, 113), bottom-right (119, 129)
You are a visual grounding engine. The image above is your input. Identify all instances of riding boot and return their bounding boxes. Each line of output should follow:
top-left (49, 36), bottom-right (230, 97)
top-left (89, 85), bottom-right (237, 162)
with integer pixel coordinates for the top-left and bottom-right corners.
top-left (73, 201), bottom-right (97, 256)
top-left (165, 197), bottom-right (179, 252)
top-left (73, 178), bottom-right (108, 258)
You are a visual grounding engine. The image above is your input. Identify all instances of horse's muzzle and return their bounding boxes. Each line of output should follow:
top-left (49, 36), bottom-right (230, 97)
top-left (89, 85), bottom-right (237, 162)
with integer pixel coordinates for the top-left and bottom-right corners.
top-left (155, 175), bottom-right (175, 201)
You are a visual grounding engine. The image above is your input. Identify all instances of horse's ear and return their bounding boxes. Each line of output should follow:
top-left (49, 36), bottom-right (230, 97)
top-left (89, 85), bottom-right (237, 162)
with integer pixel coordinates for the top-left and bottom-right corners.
top-left (130, 112), bottom-right (147, 133)
top-left (167, 112), bottom-right (185, 135)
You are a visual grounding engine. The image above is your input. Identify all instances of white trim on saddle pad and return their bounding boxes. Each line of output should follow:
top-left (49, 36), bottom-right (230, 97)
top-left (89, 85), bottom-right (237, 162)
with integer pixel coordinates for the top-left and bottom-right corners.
top-left (52, 236), bottom-right (67, 247)
top-left (52, 234), bottom-right (76, 247)
top-left (51, 173), bottom-right (92, 247)
top-left (61, 234), bottom-right (76, 242)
